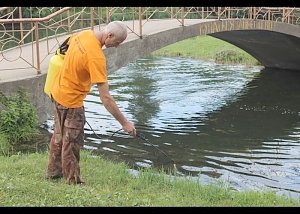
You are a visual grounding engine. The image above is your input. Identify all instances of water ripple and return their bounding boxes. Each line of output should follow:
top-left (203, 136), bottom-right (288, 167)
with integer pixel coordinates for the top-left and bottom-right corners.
top-left (44, 56), bottom-right (300, 199)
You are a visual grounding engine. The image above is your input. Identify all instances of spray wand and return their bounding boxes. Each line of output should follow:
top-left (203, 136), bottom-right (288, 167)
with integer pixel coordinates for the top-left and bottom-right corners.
top-left (86, 121), bottom-right (177, 173)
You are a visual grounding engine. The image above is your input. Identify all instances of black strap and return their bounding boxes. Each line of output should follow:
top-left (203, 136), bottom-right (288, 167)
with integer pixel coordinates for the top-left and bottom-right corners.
top-left (57, 36), bottom-right (70, 55)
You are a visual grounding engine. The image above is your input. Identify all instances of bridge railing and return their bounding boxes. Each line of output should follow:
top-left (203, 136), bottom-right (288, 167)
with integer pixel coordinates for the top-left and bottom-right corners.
top-left (0, 7), bottom-right (299, 75)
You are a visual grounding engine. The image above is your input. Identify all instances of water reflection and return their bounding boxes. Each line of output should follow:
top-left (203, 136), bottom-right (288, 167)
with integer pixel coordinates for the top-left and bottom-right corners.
top-left (45, 56), bottom-right (300, 199)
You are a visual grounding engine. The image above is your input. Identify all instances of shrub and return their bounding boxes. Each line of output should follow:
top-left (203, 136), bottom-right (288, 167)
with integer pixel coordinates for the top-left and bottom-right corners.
top-left (0, 90), bottom-right (40, 145)
top-left (0, 132), bottom-right (13, 156)
top-left (214, 49), bottom-right (261, 66)
top-left (215, 50), bottom-right (243, 64)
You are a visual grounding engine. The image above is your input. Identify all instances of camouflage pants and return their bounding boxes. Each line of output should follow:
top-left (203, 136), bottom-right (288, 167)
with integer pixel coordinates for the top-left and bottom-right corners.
top-left (46, 101), bottom-right (85, 184)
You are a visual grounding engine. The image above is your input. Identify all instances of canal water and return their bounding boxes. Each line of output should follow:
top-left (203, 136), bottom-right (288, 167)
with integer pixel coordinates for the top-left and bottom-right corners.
top-left (44, 56), bottom-right (300, 199)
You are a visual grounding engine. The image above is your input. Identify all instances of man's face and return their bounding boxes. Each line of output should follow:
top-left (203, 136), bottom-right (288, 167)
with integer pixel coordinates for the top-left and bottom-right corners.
top-left (104, 32), bottom-right (126, 48)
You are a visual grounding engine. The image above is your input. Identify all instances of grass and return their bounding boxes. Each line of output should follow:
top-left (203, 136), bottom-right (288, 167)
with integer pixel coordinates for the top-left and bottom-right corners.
top-left (152, 35), bottom-right (260, 66)
top-left (0, 150), bottom-right (299, 206)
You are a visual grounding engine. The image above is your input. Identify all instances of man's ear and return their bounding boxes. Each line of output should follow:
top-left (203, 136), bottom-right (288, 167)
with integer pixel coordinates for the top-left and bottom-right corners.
top-left (108, 32), bottom-right (114, 38)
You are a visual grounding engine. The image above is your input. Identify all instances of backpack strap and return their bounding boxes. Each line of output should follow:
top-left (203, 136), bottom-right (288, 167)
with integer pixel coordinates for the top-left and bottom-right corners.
top-left (57, 36), bottom-right (70, 55)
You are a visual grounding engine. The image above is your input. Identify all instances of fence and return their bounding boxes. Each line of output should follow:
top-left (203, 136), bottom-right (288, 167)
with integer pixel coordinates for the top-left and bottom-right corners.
top-left (0, 7), bottom-right (299, 74)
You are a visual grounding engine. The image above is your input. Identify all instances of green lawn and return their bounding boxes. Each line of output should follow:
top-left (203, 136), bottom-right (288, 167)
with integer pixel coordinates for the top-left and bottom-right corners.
top-left (152, 35), bottom-right (260, 66)
top-left (0, 150), bottom-right (299, 206)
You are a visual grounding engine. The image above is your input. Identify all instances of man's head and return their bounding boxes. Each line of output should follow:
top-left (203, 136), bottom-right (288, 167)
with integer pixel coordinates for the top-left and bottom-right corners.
top-left (103, 21), bottom-right (128, 48)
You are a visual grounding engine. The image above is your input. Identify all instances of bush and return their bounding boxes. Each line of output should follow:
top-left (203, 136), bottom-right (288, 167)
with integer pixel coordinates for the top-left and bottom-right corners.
top-left (215, 50), bottom-right (244, 64)
top-left (214, 49), bottom-right (261, 66)
top-left (0, 132), bottom-right (13, 156)
top-left (0, 90), bottom-right (40, 145)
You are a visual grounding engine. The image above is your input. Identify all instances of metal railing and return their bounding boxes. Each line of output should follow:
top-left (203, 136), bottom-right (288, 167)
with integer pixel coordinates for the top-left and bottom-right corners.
top-left (0, 7), bottom-right (300, 74)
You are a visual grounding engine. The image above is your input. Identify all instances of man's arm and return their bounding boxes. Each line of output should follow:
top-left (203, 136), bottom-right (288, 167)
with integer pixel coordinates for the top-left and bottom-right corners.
top-left (97, 82), bottom-right (136, 136)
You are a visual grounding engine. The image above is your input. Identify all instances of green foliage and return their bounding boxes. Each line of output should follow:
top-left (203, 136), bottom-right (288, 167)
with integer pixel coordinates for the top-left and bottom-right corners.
top-left (215, 49), bottom-right (241, 64)
top-left (0, 90), bottom-right (40, 145)
top-left (0, 132), bottom-right (13, 156)
top-left (214, 49), bottom-right (260, 65)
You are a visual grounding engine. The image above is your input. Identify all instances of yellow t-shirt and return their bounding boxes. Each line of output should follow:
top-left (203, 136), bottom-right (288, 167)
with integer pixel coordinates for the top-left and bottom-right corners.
top-left (52, 30), bottom-right (107, 108)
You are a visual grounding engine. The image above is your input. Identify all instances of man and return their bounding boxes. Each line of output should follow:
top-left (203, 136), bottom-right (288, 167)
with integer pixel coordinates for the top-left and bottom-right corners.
top-left (46, 21), bottom-right (136, 185)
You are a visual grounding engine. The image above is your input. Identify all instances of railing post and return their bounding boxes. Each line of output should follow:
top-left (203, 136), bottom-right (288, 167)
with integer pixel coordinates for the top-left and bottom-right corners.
top-left (67, 9), bottom-right (71, 33)
top-left (98, 7), bottom-right (102, 30)
top-left (80, 7), bottom-right (83, 29)
top-left (139, 7), bottom-right (142, 39)
top-left (18, 7), bottom-right (24, 45)
top-left (106, 7), bottom-right (110, 24)
top-left (181, 7), bottom-right (184, 26)
top-left (132, 7), bottom-right (135, 31)
top-left (282, 7), bottom-right (285, 23)
top-left (34, 22), bottom-right (41, 74)
top-left (287, 8), bottom-right (291, 24)
top-left (90, 7), bottom-right (94, 30)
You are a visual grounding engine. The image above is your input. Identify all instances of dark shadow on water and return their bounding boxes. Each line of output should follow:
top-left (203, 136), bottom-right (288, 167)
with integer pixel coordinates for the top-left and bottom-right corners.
top-left (13, 127), bottom-right (51, 154)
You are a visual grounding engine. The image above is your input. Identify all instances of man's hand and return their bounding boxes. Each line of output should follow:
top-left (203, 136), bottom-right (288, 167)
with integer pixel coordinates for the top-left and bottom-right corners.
top-left (122, 121), bottom-right (136, 137)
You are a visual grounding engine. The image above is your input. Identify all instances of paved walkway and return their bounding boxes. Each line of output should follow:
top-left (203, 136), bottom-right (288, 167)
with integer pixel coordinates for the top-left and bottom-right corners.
top-left (0, 19), bottom-right (209, 83)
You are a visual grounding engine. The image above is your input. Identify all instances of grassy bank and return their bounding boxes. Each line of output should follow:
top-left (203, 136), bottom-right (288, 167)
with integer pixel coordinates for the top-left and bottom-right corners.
top-left (152, 35), bottom-right (260, 66)
top-left (0, 150), bottom-right (299, 206)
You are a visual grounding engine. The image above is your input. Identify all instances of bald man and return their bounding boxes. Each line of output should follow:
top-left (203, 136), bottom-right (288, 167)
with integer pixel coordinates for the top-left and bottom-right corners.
top-left (46, 21), bottom-right (136, 185)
